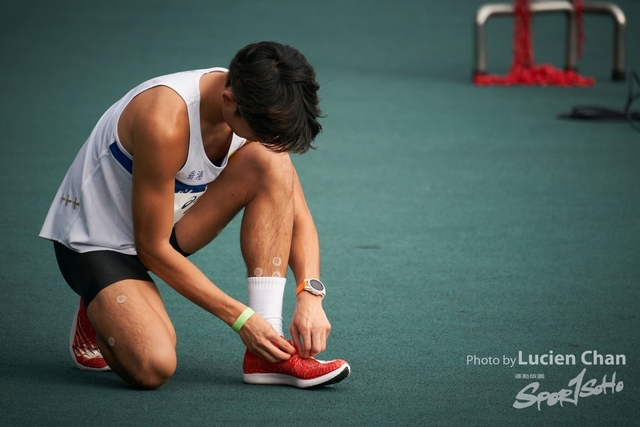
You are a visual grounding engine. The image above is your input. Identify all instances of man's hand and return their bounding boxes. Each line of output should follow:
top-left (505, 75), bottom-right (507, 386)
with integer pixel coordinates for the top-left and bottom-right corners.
top-left (239, 312), bottom-right (295, 363)
top-left (290, 292), bottom-right (331, 358)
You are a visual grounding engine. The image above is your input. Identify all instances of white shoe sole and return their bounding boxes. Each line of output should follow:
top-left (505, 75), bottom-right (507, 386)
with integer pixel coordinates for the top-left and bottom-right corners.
top-left (243, 363), bottom-right (350, 388)
top-left (69, 298), bottom-right (111, 372)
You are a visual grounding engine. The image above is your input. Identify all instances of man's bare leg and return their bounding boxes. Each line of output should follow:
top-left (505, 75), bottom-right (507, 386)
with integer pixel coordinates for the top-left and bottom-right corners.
top-left (172, 142), bottom-right (350, 387)
top-left (87, 279), bottom-right (177, 389)
top-left (175, 142), bottom-right (295, 279)
top-left (81, 143), bottom-right (293, 390)
top-left (175, 142), bottom-right (295, 340)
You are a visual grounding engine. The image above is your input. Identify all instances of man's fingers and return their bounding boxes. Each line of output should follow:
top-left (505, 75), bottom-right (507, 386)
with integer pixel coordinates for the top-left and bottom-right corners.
top-left (305, 330), bottom-right (327, 358)
top-left (290, 324), bottom-right (303, 355)
top-left (291, 325), bottom-right (328, 358)
top-left (256, 348), bottom-right (282, 363)
top-left (264, 347), bottom-right (291, 362)
top-left (239, 313), bottom-right (293, 362)
top-left (300, 330), bottom-right (312, 358)
top-left (273, 334), bottom-right (295, 355)
top-left (259, 331), bottom-right (293, 362)
top-left (254, 339), bottom-right (291, 363)
top-left (312, 332), bottom-right (327, 357)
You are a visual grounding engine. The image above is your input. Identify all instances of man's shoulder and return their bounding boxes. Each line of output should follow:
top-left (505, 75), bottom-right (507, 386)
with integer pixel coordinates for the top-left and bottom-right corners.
top-left (128, 86), bottom-right (187, 126)
top-left (119, 86), bottom-right (189, 154)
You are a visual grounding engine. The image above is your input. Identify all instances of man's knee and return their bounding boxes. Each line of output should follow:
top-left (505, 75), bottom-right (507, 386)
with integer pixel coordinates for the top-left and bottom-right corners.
top-left (237, 143), bottom-right (295, 193)
top-left (128, 347), bottom-right (177, 390)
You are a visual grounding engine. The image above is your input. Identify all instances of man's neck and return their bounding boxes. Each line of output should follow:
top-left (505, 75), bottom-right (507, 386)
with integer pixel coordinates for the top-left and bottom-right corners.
top-left (200, 71), bottom-right (227, 126)
top-left (199, 71), bottom-right (234, 162)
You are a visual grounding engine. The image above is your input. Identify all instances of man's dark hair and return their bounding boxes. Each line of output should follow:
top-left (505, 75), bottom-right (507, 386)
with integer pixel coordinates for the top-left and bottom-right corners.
top-left (227, 41), bottom-right (323, 154)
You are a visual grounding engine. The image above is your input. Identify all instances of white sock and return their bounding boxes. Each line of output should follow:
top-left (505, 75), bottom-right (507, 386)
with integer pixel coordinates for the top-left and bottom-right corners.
top-left (247, 276), bottom-right (286, 336)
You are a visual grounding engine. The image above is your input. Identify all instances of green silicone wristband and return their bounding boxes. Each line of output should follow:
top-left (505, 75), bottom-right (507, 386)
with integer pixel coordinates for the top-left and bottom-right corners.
top-left (231, 307), bottom-right (255, 333)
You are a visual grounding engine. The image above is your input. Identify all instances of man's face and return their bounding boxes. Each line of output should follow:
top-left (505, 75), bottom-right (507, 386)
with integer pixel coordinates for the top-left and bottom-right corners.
top-left (228, 113), bottom-right (259, 142)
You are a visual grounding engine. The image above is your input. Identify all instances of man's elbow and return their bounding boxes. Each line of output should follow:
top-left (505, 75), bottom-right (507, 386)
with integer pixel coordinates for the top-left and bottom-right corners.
top-left (135, 239), bottom-right (165, 270)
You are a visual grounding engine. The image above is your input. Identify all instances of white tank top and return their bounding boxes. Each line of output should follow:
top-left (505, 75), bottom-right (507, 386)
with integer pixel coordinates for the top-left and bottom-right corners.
top-left (39, 68), bottom-right (246, 254)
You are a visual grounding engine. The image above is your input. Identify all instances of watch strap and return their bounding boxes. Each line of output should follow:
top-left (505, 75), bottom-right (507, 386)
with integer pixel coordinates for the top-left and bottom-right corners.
top-left (296, 279), bottom-right (325, 297)
top-left (296, 281), bottom-right (307, 296)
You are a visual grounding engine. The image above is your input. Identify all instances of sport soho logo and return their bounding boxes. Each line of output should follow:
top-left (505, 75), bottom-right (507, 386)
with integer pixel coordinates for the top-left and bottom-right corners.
top-left (466, 350), bottom-right (626, 411)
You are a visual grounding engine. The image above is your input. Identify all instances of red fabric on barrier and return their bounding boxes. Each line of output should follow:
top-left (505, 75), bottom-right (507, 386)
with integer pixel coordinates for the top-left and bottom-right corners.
top-left (474, 0), bottom-right (594, 87)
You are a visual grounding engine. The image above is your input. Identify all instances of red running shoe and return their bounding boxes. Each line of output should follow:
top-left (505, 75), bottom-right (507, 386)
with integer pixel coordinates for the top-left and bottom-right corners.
top-left (243, 341), bottom-right (350, 388)
top-left (69, 298), bottom-right (110, 371)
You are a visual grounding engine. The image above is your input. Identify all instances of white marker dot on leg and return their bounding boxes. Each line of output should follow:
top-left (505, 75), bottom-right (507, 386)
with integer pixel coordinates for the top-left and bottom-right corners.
top-left (116, 295), bottom-right (126, 304)
top-left (272, 271), bottom-right (281, 277)
top-left (254, 267), bottom-right (263, 277)
top-left (108, 337), bottom-right (115, 347)
top-left (272, 257), bottom-right (282, 267)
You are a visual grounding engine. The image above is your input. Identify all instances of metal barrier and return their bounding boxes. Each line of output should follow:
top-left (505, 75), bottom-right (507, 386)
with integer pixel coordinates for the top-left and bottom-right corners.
top-left (473, 1), bottom-right (626, 81)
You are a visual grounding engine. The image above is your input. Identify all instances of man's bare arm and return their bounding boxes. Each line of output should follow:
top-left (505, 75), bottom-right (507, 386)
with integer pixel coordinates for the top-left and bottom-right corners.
top-left (124, 88), bottom-right (293, 362)
top-left (288, 168), bottom-right (331, 358)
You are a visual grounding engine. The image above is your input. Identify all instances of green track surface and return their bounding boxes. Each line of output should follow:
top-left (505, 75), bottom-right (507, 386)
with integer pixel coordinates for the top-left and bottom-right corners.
top-left (1, 1), bottom-right (639, 425)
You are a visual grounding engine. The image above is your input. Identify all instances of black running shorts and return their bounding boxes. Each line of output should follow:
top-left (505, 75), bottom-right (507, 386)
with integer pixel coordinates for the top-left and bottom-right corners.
top-left (53, 228), bottom-right (192, 307)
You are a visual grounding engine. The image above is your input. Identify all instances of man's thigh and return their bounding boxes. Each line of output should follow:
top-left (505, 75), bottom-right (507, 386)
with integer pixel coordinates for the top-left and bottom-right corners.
top-left (87, 278), bottom-right (177, 388)
top-left (88, 278), bottom-right (176, 355)
top-left (174, 142), bottom-right (292, 254)
top-left (54, 242), bottom-right (176, 357)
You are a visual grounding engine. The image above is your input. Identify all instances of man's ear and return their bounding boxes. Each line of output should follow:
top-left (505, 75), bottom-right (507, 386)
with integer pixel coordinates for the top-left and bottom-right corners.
top-left (222, 89), bottom-right (236, 107)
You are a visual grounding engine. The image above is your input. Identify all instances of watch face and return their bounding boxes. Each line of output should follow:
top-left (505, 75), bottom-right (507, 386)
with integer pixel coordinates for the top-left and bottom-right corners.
top-left (309, 279), bottom-right (324, 291)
